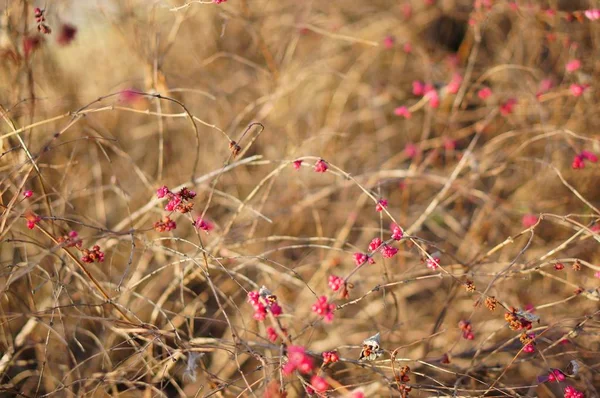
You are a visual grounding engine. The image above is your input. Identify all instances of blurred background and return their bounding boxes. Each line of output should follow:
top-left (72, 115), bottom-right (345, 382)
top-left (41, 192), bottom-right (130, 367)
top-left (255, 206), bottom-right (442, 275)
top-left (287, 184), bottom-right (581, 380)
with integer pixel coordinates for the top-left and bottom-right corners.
top-left (1, 0), bottom-right (599, 396)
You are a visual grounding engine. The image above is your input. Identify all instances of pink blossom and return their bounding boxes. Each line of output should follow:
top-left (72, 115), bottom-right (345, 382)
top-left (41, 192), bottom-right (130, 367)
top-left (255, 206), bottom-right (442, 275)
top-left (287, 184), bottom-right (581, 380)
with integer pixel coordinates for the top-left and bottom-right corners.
top-left (594, 271), bottom-right (600, 278)
top-left (312, 296), bottom-right (335, 322)
top-left (310, 375), bottom-right (328, 393)
top-left (350, 390), bottom-right (365, 398)
top-left (292, 160), bottom-right (303, 170)
top-left (403, 42), bottom-right (412, 53)
top-left (523, 343), bottom-right (535, 353)
top-left (375, 199), bottom-right (388, 212)
top-left (328, 275), bottom-right (344, 292)
top-left (522, 214), bottom-right (538, 228)
top-left (23, 190), bottom-right (33, 198)
top-left (368, 237), bottom-right (383, 252)
top-left (394, 106), bottom-right (411, 118)
top-left (314, 159), bottom-right (328, 173)
top-left (566, 59), bottom-right (581, 73)
top-left (477, 87), bottom-right (492, 100)
top-left (383, 35), bottom-right (395, 49)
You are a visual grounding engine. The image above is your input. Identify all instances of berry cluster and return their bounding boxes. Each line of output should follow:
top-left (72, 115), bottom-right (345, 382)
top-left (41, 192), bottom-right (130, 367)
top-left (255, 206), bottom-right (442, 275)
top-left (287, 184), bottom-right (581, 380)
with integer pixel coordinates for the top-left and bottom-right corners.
top-left (572, 150), bottom-right (598, 169)
top-left (321, 350), bottom-right (339, 364)
top-left (458, 320), bottom-right (475, 340)
top-left (247, 287), bottom-right (283, 321)
top-left (34, 8), bottom-right (51, 34)
top-left (81, 245), bottom-right (105, 263)
top-left (504, 308), bottom-right (533, 331)
top-left (57, 231), bottom-right (82, 248)
top-left (311, 296), bottom-right (335, 323)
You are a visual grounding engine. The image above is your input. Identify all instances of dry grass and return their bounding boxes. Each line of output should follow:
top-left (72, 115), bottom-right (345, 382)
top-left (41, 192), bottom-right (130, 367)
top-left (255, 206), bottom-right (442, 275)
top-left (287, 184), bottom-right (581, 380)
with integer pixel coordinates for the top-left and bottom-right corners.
top-left (1, 0), bottom-right (600, 397)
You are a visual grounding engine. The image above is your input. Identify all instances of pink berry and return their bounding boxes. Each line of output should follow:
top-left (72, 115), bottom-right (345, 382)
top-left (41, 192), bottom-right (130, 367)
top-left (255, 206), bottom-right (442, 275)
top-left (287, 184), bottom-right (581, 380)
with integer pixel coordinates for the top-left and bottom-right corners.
top-left (310, 375), bottom-right (328, 393)
top-left (570, 84), bottom-right (586, 97)
top-left (266, 327), bottom-right (278, 342)
top-left (383, 35), bottom-right (395, 49)
top-left (314, 159), bottom-right (328, 173)
top-left (572, 155), bottom-right (585, 169)
top-left (381, 244), bottom-right (398, 258)
top-left (394, 106), bottom-right (411, 119)
top-left (477, 87), bottom-right (492, 100)
top-left (368, 237), bottom-right (383, 252)
top-left (500, 98), bottom-right (517, 116)
top-left (426, 90), bottom-right (440, 108)
top-left (522, 214), bottom-right (538, 228)
top-left (375, 199), bottom-right (388, 212)
top-left (194, 217), bottom-right (214, 233)
top-left (426, 256), bottom-right (440, 270)
top-left (580, 150), bottom-right (598, 163)
top-left (566, 59), bottom-right (581, 73)
top-left (391, 224), bottom-right (404, 240)
top-left (312, 296), bottom-right (335, 322)
top-left (446, 74), bottom-right (463, 95)
top-left (269, 302), bottom-right (282, 317)
top-left (585, 9), bottom-right (600, 20)
top-left (328, 275), bottom-right (343, 292)
top-left (412, 81), bottom-right (425, 96)
top-left (405, 143), bottom-right (419, 158)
